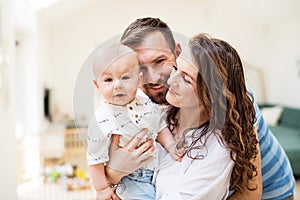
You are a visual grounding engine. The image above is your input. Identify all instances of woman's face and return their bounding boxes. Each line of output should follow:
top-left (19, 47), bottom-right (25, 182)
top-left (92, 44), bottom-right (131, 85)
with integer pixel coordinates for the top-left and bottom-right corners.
top-left (166, 54), bottom-right (200, 109)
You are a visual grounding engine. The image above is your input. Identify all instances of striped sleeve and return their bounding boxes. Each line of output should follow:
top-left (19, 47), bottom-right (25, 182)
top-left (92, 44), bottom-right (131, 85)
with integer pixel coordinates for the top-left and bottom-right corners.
top-left (254, 102), bottom-right (295, 200)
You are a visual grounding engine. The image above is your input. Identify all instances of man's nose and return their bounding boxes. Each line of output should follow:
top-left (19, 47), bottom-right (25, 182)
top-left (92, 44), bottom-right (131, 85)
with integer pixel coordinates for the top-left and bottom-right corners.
top-left (146, 67), bottom-right (161, 83)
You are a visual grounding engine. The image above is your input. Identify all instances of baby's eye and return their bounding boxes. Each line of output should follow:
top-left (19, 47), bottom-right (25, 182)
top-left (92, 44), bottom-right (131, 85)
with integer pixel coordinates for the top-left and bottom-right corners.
top-left (104, 78), bottom-right (113, 82)
top-left (140, 65), bottom-right (147, 72)
top-left (122, 76), bottom-right (130, 80)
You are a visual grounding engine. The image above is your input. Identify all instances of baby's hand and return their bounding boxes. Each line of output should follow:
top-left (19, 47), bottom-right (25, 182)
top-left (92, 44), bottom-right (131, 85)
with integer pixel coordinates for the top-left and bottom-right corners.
top-left (166, 142), bottom-right (187, 162)
top-left (96, 186), bottom-right (117, 200)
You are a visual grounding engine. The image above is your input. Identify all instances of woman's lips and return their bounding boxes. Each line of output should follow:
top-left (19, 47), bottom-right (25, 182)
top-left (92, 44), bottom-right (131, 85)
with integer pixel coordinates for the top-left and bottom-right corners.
top-left (168, 88), bottom-right (178, 95)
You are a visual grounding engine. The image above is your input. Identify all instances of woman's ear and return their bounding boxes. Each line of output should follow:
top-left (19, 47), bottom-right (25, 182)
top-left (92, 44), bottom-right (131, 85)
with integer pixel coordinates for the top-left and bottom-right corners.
top-left (138, 72), bottom-right (143, 87)
top-left (175, 43), bottom-right (182, 58)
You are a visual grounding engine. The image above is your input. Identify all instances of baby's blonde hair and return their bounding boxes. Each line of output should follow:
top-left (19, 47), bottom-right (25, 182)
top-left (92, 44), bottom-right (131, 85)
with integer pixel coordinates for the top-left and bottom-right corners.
top-left (93, 43), bottom-right (138, 80)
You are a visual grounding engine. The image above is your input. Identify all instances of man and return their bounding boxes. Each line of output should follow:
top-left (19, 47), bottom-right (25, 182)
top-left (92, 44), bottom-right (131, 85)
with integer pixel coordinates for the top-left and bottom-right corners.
top-left (102, 17), bottom-right (295, 199)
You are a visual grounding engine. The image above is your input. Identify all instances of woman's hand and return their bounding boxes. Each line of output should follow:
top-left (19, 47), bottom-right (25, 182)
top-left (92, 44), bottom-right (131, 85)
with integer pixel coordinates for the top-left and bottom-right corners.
top-left (105, 129), bottom-right (155, 184)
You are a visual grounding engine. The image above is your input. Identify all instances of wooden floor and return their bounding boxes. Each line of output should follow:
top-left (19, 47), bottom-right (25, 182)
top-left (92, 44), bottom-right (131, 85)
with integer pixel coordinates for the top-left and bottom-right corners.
top-left (18, 177), bottom-right (95, 200)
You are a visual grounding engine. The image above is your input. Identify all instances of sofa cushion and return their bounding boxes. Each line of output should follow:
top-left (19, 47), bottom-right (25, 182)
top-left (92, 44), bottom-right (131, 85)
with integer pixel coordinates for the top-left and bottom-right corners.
top-left (261, 106), bottom-right (283, 126)
top-left (279, 107), bottom-right (300, 128)
top-left (270, 125), bottom-right (300, 175)
top-left (270, 125), bottom-right (300, 152)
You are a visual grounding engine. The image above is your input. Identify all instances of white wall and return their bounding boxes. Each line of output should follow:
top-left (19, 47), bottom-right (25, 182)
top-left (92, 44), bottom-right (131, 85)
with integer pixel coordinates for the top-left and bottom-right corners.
top-left (262, 19), bottom-right (300, 107)
top-left (0, 0), bottom-right (18, 199)
top-left (38, 0), bottom-right (300, 122)
top-left (12, 0), bottom-right (43, 183)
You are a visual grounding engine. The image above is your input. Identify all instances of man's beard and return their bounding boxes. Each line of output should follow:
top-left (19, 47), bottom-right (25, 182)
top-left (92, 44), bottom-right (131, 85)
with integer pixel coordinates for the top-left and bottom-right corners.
top-left (142, 85), bottom-right (169, 105)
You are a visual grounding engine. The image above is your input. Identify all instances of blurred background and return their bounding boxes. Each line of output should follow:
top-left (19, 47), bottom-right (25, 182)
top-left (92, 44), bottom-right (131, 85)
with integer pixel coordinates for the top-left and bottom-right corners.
top-left (0, 0), bottom-right (299, 199)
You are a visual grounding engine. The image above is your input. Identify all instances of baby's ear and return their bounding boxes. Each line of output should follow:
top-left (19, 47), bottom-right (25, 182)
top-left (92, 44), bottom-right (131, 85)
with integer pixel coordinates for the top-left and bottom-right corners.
top-left (138, 72), bottom-right (143, 87)
top-left (93, 80), bottom-right (100, 89)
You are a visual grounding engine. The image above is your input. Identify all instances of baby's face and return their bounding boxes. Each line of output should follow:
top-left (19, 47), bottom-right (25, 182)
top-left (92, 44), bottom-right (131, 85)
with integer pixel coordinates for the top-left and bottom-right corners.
top-left (97, 52), bottom-right (141, 106)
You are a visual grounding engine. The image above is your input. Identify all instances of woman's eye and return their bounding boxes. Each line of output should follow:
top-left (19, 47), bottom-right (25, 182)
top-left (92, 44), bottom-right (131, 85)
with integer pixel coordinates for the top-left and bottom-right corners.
top-left (104, 78), bottom-right (113, 82)
top-left (173, 66), bottom-right (178, 71)
top-left (182, 75), bottom-right (191, 84)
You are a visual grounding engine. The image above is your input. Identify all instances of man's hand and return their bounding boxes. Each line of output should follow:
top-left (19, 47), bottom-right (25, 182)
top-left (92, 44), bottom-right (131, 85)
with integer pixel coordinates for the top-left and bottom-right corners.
top-left (96, 186), bottom-right (117, 200)
top-left (105, 129), bottom-right (155, 184)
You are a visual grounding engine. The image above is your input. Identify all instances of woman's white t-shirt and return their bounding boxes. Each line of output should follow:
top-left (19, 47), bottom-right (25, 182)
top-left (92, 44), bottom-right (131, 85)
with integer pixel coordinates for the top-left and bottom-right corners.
top-left (155, 129), bottom-right (235, 200)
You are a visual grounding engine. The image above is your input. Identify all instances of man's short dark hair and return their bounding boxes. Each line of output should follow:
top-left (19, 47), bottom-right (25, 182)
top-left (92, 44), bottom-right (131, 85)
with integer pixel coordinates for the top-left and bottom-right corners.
top-left (121, 17), bottom-right (176, 53)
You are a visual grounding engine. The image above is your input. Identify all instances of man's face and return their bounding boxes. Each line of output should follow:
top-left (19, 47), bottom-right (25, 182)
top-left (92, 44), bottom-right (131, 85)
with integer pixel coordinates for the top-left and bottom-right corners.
top-left (134, 31), bottom-right (177, 104)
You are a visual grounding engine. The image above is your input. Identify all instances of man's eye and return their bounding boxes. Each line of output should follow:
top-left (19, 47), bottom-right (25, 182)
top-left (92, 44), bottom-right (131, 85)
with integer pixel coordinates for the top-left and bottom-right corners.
top-left (104, 78), bottom-right (113, 82)
top-left (155, 59), bottom-right (164, 64)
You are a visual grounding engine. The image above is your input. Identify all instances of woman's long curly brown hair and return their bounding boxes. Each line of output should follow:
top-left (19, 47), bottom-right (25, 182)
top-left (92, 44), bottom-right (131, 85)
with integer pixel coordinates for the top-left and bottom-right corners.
top-left (166, 33), bottom-right (258, 192)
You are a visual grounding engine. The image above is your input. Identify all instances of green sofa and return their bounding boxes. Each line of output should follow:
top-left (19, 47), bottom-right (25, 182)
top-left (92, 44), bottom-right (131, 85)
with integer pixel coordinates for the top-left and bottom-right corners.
top-left (260, 104), bottom-right (300, 177)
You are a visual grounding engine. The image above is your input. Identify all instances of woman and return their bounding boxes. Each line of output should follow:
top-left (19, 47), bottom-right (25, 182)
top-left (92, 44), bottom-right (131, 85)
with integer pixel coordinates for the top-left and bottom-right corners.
top-left (154, 33), bottom-right (259, 199)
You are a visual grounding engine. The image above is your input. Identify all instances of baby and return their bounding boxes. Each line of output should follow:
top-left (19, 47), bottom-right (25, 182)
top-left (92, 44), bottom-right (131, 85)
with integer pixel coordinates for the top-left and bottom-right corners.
top-left (86, 43), bottom-right (185, 200)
